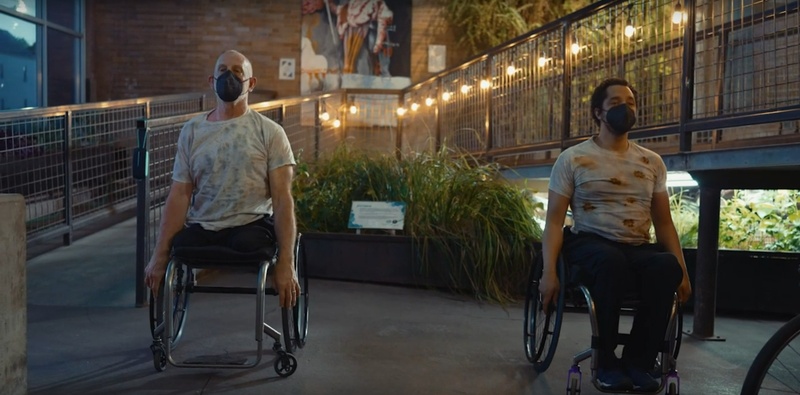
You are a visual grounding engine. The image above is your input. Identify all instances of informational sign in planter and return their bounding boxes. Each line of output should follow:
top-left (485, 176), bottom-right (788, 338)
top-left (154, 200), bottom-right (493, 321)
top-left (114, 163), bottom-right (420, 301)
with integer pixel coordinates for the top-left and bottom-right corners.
top-left (348, 201), bottom-right (406, 230)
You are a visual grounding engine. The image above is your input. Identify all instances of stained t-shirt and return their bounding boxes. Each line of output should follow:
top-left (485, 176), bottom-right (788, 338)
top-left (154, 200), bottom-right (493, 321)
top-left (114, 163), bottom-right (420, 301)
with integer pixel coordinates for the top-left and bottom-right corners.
top-left (171, 108), bottom-right (296, 231)
top-left (548, 137), bottom-right (667, 245)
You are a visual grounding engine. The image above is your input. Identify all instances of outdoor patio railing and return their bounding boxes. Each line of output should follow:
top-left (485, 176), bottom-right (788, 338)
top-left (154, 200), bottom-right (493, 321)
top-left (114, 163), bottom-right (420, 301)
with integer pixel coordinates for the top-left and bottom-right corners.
top-left (0, 92), bottom-right (207, 244)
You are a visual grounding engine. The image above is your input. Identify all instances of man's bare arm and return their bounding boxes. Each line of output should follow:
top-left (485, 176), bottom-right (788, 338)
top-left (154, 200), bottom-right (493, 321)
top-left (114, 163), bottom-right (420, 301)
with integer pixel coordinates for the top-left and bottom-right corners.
top-left (651, 191), bottom-right (692, 302)
top-left (269, 164), bottom-right (299, 307)
top-left (145, 180), bottom-right (193, 294)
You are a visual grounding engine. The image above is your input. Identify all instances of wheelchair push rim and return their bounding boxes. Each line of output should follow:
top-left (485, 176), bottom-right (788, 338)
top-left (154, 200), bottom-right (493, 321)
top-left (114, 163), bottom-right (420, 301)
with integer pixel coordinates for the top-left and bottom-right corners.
top-left (149, 261), bottom-right (192, 349)
top-left (524, 252), bottom-right (565, 373)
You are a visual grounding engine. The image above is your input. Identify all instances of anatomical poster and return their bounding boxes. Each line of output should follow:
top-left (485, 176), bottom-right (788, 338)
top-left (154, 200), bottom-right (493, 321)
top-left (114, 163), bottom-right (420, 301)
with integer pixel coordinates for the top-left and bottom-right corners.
top-left (300, 0), bottom-right (412, 94)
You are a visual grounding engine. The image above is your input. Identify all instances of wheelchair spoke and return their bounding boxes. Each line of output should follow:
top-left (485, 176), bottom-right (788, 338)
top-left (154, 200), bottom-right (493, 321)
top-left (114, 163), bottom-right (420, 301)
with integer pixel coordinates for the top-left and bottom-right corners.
top-left (761, 343), bottom-right (800, 394)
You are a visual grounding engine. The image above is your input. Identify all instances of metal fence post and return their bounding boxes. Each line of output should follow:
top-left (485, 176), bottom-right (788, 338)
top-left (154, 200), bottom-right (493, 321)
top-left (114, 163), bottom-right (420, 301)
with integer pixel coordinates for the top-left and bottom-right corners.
top-left (315, 99), bottom-right (321, 161)
top-left (63, 111), bottom-right (74, 246)
top-left (134, 118), bottom-right (151, 307)
top-left (679, 0), bottom-right (697, 152)
top-left (561, 22), bottom-right (573, 147)
top-left (435, 79), bottom-right (443, 152)
top-left (484, 56), bottom-right (493, 157)
top-left (396, 92), bottom-right (404, 160)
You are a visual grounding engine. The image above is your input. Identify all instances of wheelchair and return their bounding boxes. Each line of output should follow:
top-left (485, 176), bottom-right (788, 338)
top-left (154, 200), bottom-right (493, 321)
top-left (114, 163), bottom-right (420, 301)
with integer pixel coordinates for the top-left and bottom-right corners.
top-left (524, 249), bottom-right (683, 395)
top-left (148, 233), bottom-right (309, 378)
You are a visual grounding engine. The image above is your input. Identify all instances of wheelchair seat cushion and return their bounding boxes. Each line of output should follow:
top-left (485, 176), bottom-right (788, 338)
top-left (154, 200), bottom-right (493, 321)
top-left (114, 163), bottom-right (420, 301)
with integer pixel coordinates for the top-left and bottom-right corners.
top-left (172, 245), bottom-right (277, 268)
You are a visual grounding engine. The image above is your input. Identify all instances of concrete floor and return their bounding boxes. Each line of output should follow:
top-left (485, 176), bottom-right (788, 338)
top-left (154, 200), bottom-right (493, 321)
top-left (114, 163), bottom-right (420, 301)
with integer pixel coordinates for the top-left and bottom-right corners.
top-left (25, 217), bottom-right (789, 395)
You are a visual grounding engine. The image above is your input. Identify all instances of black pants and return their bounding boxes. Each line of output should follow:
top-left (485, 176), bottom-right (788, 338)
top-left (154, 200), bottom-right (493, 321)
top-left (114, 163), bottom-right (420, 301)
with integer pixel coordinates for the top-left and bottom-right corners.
top-left (172, 216), bottom-right (276, 252)
top-left (562, 230), bottom-right (683, 371)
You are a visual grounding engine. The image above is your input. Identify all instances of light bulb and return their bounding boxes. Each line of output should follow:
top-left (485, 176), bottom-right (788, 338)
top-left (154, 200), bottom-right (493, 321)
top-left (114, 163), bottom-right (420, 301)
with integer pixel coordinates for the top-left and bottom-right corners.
top-left (571, 42), bottom-right (581, 55)
top-left (506, 65), bottom-right (516, 75)
top-left (538, 56), bottom-right (548, 68)
top-left (411, 103), bottom-right (420, 112)
top-left (319, 111), bottom-right (330, 121)
top-left (460, 84), bottom-right (471, 94)
top-left (480, 79), bottom-right (491, 89)
top-left (442, 92), bottom-right (451, 101)
top-left (396, 107), bottom-right (407, 116)
top-left (672, 2), bottom-right (684, 24)
top-left (625, 24), bottom-right (635, 38)
top-left (332, 119), bottom-right (341, 128)
top-left (425, 97), bottom-right (434, 106)
top-left (349, 105), bottom-right (358, 114)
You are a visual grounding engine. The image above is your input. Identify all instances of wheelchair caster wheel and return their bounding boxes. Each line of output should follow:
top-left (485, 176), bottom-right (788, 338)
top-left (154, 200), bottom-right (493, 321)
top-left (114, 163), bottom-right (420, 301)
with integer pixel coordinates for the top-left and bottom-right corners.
top-left (566, 377), bottom-right (580, 395)
top-left (566, 365), bottom-right (581, 395)
top-left (668, 382), bottom-right (678, 395)
top-left (150, 344), bottom-right (167, 372)
top-left (274, 353), bottom-right (297, 377)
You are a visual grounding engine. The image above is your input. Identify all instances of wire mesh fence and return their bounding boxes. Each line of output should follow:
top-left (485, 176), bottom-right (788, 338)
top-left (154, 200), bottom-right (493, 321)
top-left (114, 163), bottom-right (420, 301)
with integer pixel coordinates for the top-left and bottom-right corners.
top-left (0, 93), bottom-right (205, 243)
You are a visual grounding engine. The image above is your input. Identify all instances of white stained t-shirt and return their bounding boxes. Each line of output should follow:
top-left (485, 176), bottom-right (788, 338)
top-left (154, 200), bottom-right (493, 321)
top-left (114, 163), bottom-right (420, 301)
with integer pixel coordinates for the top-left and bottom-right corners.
top-left (171, 108), bottom-right (296, 231)
top-left (548, 137), bottom-right (667, 245)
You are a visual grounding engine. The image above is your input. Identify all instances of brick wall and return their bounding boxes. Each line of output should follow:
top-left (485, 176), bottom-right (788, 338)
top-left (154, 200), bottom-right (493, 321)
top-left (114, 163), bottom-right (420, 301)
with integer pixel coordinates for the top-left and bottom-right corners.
top-left (409, 0), bottom-right (468, 84)
top-left (87, 0), bottom-right (469, 102)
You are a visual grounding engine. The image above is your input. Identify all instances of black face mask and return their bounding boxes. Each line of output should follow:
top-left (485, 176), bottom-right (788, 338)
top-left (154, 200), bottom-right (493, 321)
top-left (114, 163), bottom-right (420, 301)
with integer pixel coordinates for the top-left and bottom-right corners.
top-left (602, 104), bottom-right (637, 135)
top-left (214, 70), bottom-right (248, 102)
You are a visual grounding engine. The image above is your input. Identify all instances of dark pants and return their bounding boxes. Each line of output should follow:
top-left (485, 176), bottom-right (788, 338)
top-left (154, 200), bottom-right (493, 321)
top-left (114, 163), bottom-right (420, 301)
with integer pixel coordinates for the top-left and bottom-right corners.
top-left (562, 231), bottom-right (683, 371)
top-left (172, 216), bottom-right (276, 252)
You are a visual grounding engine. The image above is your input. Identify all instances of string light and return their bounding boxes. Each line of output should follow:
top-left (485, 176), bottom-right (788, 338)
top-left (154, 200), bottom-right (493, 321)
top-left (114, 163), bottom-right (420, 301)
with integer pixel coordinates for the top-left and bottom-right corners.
top-left (538, 53), bottom-right (549, 67)
top-left (396, 107), bottom-right (407, 116)
top-left (332, 119), bottom-right (341, 128)
top-left (506, 65), bottom-right (517, 75)
top-left (442, 91), bottom-right (451, 101)
top-left (571, 41), bottom-right (581, 55)
top-left (672, 1), bottom-right (686, 24)
top-left (411, 102), bottom-right (420, 112)
top-left (349, 104), bottom-right (358, 114)
top-left (460, 84), bottom-right (471, 94)
top-left (319, 111), bottom-right (330, 121)
top-left (624, 16), bottom-right (636, 38)
top-left (425, 97), bottom-right (434, 106)
top-left (480, 79), bottom-right (491, 89)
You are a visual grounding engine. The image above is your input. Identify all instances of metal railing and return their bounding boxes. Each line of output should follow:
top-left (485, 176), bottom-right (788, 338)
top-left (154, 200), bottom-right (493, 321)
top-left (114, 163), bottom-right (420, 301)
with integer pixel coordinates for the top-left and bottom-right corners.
top-left (400, 0), bottom-right (800, 167)
top-left (0, 92), bottom-right (207, 244)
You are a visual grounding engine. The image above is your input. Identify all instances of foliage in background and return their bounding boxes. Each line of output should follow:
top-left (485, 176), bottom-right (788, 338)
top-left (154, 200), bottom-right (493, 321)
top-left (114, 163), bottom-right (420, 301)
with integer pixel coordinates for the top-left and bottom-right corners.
top-left (293, 145), bottom-right (543, 303)
top-left (665, 189), bottom-right (800, 252)
top-left (442, 0), bottom-right (591, 54)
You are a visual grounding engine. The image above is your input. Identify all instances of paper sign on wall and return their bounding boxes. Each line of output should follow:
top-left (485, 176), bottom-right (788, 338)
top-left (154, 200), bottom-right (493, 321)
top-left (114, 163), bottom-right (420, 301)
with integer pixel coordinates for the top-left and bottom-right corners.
top-left (348, 201), bottom-right (406, 230)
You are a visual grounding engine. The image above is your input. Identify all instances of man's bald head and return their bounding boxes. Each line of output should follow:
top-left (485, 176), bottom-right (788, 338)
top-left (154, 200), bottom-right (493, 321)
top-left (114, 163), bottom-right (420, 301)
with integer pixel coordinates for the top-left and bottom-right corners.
top-left (214, 50), bottom-right (254, 80)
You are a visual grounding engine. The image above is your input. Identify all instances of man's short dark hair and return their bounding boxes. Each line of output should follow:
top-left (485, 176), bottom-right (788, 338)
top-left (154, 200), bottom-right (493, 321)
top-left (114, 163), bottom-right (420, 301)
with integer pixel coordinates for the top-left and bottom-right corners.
top-left (590, 78), bottom-right (638, 127)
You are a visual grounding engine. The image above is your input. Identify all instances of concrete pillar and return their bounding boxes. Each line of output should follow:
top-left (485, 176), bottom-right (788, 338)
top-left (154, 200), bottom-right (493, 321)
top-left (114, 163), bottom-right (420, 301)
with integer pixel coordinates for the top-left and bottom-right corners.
top-left (1, 194), bottom-right (27, 395)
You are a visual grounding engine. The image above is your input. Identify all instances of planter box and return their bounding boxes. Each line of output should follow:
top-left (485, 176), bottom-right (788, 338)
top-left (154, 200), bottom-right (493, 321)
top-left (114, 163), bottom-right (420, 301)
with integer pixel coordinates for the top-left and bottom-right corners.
top-left (299, 232), bottom-right (476, 290)
top-left (683, 249), bottom-right (800, 316)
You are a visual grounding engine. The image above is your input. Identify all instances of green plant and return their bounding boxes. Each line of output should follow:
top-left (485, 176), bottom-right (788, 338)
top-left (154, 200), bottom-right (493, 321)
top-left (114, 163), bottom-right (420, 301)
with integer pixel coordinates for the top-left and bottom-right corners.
top-left (719, 190), bottom-right (800, 252)
top-left (442, 0), bottom-right (591, 55)
top-left (293, 145), bottom-right (542, 303)
top-left (665, 189), bottom-right (800, 252)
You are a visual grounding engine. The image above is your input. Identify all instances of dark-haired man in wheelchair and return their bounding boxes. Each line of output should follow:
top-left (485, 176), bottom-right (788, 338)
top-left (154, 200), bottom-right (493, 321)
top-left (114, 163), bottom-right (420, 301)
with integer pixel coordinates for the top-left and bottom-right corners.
top-left (538, 78), bottom-right (692, 392)
top-left (144, 49), bottom-right (300, 309)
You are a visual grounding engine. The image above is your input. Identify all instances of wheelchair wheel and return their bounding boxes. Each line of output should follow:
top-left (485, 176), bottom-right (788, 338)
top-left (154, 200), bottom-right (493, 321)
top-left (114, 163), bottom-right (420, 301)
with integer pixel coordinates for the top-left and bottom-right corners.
top-left (740, 314), bottom-right (800, 395)
top-left (524, 252), bottom-right (565, 373)
top-left (672, 303), bottom-right (683, 361)
top-left (149, 261), bottom-right (192, 349)
top-left (282, 307), bottom-right (297, 353)
top-left (293, 235), bottom-right (309, 348)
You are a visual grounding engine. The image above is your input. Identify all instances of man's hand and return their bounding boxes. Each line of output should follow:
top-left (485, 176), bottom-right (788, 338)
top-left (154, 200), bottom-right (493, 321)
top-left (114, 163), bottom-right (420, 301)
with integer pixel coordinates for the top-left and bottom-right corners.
top-left (145, 253), bottom-right (169, 297)
top-left (538, 271), bottom-right (560, 314)
top-left (275, 262), bottom-right (301, 308)
top-left (677, 273), bottom-right (692, 304)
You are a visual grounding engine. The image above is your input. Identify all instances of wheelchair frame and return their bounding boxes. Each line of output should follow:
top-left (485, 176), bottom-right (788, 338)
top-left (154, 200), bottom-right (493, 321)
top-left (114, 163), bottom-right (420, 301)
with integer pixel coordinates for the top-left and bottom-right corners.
top-left (149, 233), bottom-right (309, 378)
top-left (524, 251), bottom-right (683, 395)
